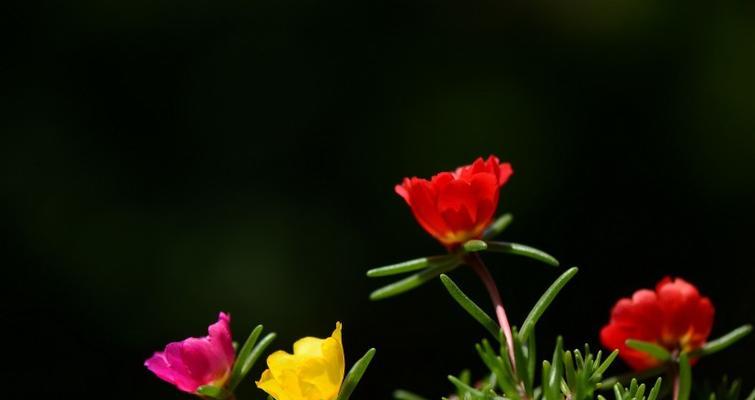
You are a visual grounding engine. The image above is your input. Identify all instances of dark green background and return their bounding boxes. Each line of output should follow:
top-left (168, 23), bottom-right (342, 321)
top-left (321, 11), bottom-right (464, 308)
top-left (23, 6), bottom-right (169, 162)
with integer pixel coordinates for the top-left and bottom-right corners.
top-left (3, 0), bottom-right (754, 398)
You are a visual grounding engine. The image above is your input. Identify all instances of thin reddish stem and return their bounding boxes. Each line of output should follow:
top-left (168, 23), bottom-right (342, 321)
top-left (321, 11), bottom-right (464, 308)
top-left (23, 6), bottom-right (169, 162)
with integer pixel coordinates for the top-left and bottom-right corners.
top-left (465, 253), bottom-right (516, 369)
top-left (673, 367), bottom-right (680, 400)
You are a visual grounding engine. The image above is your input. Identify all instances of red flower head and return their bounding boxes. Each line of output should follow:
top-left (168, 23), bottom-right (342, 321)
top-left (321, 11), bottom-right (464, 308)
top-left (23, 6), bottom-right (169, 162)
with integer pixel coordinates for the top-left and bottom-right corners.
top-left (600, 277), bottom-right (715, 371)
top-left (395, 155), bottom-right (513, 248)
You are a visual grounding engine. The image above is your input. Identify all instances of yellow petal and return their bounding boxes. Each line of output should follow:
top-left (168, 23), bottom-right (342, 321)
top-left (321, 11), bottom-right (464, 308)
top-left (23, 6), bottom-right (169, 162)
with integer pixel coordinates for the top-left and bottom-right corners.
top-left (321, 322), bottom-right (345, 388)
top-left (293, 337), bottom-right (326, 358)
top-left (256, 369), bottom-right (291, 400)
top-left (255, 322), bottom-right (345, 400)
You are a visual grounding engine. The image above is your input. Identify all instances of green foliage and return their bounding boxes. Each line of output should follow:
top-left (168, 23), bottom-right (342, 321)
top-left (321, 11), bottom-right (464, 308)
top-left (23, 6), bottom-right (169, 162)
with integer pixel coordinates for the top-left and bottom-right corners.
top-left (442, 369), bottom-right (502, 400)
top-left (462, 239), bottom-right (559, 267)
top-left (561, 345), bottom-right (619, 400)
top-left (440, 274), bottom-right (501, 339)
top-left (400, 338), bottom-right (632, 400)
top-left (482, 241), bottom-right (559, 267)
top-left (380, 213), bottom-right (751, 400)
top-left (367, 255), bottom-right (458, 277)
top-left (624, 340), bottom-right (671, 363)
top-left (698, 376), bottom-right (750, 400)
top-left (475, 334), bottom-right (533, 400)
top-left (369, 259), bottom-right (461, 300)
top-left (483, 214), bottom-right (514, 240)
top-left (394, 252), bottom-right (663, 400)
top-left (394, 389), bottom-right (430, 400)
top-left (336, 348), bottom-right (377, 400)
top-left (438, 267), bottom-right (577, 344)
top-left (690, 325), bottom-right (753, 358)
top-left (367, 215), bottom-right (558, 301)
top-left (196, 385), bottom-right (233, 399)
top-left (228, 325), bottom-right (276, 390)
top-left (600, 378), bottom-right (663, 400)
top-left (519, 267), bottom-right (578, 342)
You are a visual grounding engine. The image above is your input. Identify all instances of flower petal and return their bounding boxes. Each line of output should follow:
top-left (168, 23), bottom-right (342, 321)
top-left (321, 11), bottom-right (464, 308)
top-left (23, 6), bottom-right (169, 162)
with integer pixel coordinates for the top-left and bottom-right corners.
top-left (394, 156), bottom-right (513, 246)
top-left (600, 278), bottom-right (714, 371)
top-left (144, 313), bottom-right (235, 393)
top-left (257, 323), bottom-right (345, 400)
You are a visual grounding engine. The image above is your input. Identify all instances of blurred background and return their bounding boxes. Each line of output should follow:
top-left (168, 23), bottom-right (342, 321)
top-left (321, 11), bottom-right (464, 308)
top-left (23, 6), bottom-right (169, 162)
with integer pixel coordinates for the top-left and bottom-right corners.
top-left (3, 0), bottom-right (754, 398)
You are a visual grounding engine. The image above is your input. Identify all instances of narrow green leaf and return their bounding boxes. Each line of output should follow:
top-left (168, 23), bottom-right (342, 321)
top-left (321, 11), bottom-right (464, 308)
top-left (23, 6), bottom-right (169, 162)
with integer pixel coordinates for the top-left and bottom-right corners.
top-left (564, 350), bottom-right (577, 389)
top-left (233, 332), bottom-right (276, 388)
top-left (496, 337), bottom-right (517, 382)
top-left (484, 241), bottom-right (560, 266)
top-left (744, 388), bottom-right (755, 400)
top-left (613, 383), bottom-right (624, 400)
top-left (448, 375), bottom-right (484, 397)
top-left (519, 267), bottom-right (579, 342)
top-left (196, 385), bottom-right (232, 399)
top-left (463, 239), bottom-right (488, 252)
top-left (459, 369), bottom-right (471, 385)
top-left (440, 274), bottom-right (500, 339)
top-left (476, 343), bottom-right (507, 395)
top-left (629, 379), bottom-right (638, 396)
top-left (479, 339), bottom-right (518, 398)
top-left (625, 340), bottom-right (671, 362)
top-left (728, 379), bottom-right (741, 400)
top-left (561, 380), bottom-right (571, 396)
top-left (635, 384), bottom-right (646, 400)
top-left (647, 378), bottom-right (663, 400)
top-left (336, 348), bottom-right (376, 400)
top-left (691, 325), bottom-right (752, 357)
top-left (542, 361), bottom-right (552, 400)
top-left (678, 353), bottom-right (692, 400)
top-left (228, 325), bottom-right (263, 389)
top-left (480, 371), bottom-right (497, 392)
top-left (483, 213), bottom-right (514, 239)
top-left (369, 260), bottom-right (460, 300)
top-left (545, 337), bottom-right (564, 400)
top-left (574, 349), bottom-right (585, 370)
top-left (526, 327), bottom-right (537, 391)
top-left (512, 328), bottom-right (532, 395)
top-left (594, 350), bottom-right (603, 371)
top-left (593, 350), bottom-right (619, 379)
top-left (394, 390), bottom-right (429, 400)
top-left (367, 255), bottom-right (456, 277)
top-left (599, 366), bottom-right (668, 390)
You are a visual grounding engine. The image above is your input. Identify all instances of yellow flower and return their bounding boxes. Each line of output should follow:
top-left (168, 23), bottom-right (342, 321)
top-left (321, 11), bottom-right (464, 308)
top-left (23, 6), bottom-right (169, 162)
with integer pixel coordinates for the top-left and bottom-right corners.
top-left (256, 322), bottom-right (345, 400)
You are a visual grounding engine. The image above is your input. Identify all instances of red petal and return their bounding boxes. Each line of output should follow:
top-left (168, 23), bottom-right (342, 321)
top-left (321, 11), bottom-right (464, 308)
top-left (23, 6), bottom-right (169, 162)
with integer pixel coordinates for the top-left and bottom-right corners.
top-left (404, 178), bottom-right (451, 241)
top-left (394, 155), bottom-right (512, 246)
top-left (600, 324), bottom-right (660, 371)
top-left (601, 277), bottom-right (715, 371)
top-left (395, 178), bottom-right (412, 205)
top-left (437, 179), bottom-right (480, 222)
top-left (498, 162), bottom-right (513, 186)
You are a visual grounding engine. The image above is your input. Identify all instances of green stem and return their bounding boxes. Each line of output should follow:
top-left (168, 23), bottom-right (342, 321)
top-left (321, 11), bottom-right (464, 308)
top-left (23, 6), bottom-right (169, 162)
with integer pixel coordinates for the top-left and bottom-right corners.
top-left (464, 253), bottom-right (516, 371)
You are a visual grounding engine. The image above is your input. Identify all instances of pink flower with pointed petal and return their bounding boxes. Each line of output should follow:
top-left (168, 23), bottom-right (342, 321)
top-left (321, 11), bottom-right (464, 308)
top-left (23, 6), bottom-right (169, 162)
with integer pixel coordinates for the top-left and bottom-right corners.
top-left (145, 312), bottom-right (235, 394)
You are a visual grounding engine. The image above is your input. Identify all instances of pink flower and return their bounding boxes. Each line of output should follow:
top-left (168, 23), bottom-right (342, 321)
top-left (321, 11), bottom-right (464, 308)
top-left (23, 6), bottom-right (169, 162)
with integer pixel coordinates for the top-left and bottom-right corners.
top-left (145, 312), bottom-right (235, 393)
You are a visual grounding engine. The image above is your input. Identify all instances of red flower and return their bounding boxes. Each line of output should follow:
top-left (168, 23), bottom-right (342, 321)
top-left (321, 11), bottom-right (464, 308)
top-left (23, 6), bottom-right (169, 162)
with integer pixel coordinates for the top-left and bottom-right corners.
top-left (600, 277), bottom-right (715, 370)
top-left (395, 155), bottom-right (513, 248)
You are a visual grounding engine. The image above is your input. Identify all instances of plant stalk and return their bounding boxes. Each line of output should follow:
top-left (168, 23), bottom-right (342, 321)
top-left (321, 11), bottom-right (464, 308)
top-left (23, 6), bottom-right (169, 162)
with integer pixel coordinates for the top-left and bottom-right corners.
top-left (672, 368), bottom-right (680, 400)
top-left (464, 253), bottom-right (516, 369)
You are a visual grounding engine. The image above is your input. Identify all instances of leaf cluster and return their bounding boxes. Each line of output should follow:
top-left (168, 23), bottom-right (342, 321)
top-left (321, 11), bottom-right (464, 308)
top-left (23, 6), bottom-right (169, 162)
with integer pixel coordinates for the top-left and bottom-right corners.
top-left (374, 212), bottom-right (752, 400)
